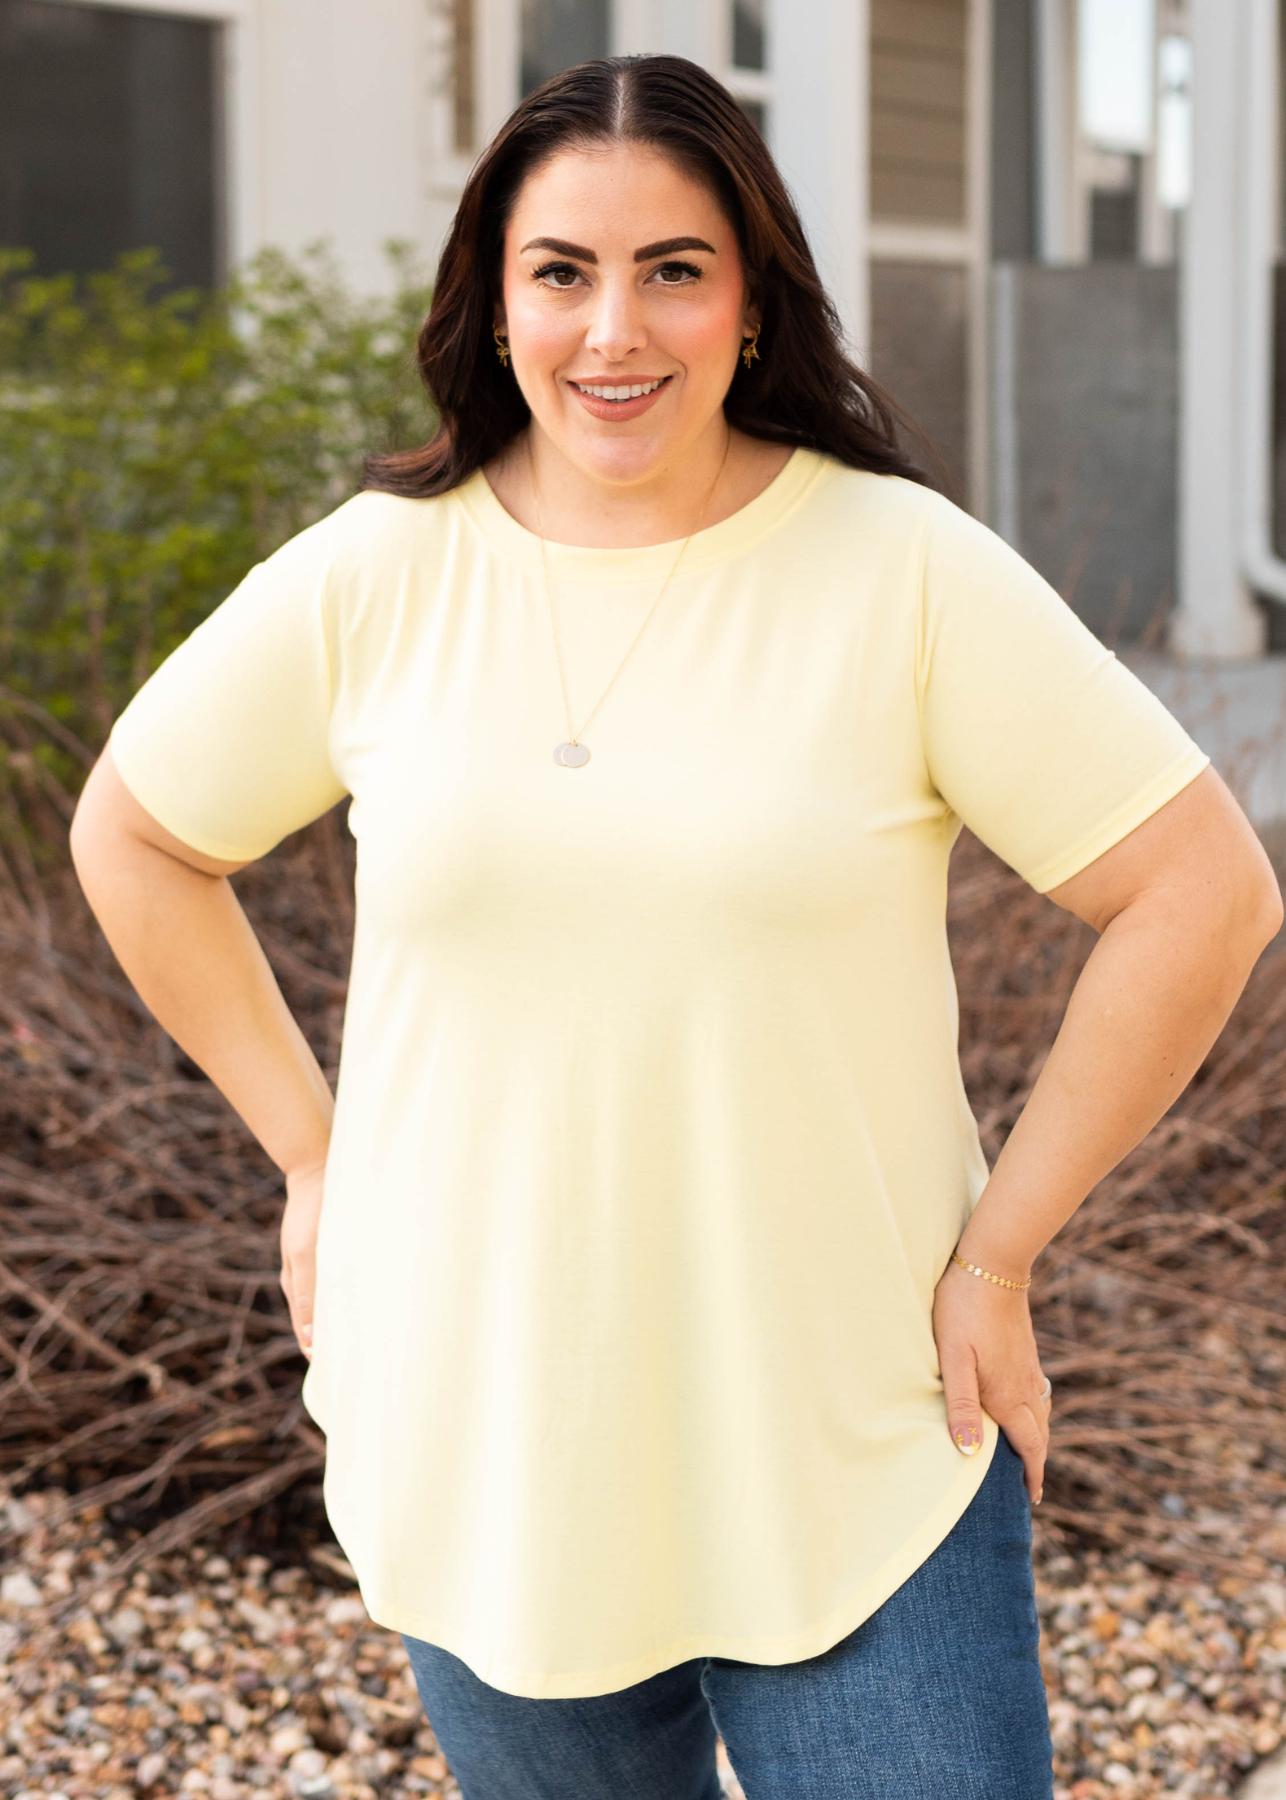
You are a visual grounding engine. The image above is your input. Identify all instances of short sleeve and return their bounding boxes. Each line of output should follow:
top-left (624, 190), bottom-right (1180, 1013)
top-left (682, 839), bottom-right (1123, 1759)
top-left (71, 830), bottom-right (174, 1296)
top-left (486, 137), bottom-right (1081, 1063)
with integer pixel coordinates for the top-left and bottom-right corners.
top-left (916, 494), bottom-right (1210, 893)
top-left (109, 520), bottom-right (349, 863)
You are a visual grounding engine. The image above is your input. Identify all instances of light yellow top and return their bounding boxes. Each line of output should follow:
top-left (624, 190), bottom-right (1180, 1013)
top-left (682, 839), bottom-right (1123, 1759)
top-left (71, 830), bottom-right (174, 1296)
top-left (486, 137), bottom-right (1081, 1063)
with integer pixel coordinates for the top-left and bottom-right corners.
top-left (109, 448), bottom-right (1208, 1698)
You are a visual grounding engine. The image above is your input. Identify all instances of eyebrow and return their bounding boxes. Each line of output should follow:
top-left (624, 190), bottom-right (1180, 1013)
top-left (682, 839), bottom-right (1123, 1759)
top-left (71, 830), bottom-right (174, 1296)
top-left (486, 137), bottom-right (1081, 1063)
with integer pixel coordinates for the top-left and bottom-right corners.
top-left (633, 237), bottom-right (717, 261)
top-left (518, 235), bottom-right (718, 263)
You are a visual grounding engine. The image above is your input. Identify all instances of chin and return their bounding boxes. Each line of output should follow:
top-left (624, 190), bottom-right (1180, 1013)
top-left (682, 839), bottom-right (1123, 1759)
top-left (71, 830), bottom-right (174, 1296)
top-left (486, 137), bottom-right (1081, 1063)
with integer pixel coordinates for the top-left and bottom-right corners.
top-left (572, 441), bottom-right (670, 486)
top-left (565, 431), bottom-right (674, 487)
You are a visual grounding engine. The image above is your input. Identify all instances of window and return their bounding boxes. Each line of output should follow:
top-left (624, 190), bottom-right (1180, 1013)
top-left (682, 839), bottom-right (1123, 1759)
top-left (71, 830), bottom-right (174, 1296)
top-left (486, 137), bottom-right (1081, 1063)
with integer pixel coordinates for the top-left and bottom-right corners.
top-left (726, 0), bottom-right (768, 138)
top-left (521, 0), bottom-right (608, 97)
top-left (0, 0), bottom-right (219, 287)
top-left (1089, 175), bottom-right (1141, 259)
top-left (1077, 0), bottom-right (1156, 154)
top-left (1155, 33), bottom-right (1192, 211)
top-left (731, 0), bottom-right (764, 72)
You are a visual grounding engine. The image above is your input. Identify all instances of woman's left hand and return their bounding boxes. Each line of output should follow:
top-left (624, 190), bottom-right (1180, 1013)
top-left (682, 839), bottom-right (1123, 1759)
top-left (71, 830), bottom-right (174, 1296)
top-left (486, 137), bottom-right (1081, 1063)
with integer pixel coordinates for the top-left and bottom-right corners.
top-left (931, 1256), bottom-right (1051, 1504)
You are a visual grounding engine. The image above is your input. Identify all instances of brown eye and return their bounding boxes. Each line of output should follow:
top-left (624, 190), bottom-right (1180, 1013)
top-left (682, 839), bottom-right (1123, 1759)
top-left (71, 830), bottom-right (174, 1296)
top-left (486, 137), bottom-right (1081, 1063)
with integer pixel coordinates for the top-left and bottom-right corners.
top-left (649, 260), bottom-right (703, 285)
top-left (533, 262), bottom-right (582, 288)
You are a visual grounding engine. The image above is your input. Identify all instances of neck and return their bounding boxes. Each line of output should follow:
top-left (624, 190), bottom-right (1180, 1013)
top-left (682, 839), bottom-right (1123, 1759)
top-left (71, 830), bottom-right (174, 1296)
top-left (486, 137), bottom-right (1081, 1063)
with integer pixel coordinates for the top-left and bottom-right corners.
top-left (505, 416), bottom-right (736, 549)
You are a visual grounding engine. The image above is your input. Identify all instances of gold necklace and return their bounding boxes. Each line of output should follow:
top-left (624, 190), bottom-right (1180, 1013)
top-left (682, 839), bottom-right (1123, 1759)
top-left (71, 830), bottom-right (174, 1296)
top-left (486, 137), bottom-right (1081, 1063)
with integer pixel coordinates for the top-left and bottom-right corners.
top-left (528, 431), bottom-right (732, 768)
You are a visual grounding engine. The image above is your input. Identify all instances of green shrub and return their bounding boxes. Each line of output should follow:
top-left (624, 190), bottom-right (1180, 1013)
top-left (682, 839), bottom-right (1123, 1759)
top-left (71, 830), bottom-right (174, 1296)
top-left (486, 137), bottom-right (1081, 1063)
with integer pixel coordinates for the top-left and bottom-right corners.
top-left (0, 241), bottom-right (435, 752)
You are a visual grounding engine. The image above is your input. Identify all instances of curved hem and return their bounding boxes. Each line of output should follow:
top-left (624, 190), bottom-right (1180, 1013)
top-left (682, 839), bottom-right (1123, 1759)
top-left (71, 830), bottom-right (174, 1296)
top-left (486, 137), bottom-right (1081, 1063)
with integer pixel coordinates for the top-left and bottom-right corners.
top-left (1023, 745), bottom-right (1211, 894)
top-left (345, 1417), bottom-right (1002, 1700)
top-left (108, 724), bottom-right (277, 864)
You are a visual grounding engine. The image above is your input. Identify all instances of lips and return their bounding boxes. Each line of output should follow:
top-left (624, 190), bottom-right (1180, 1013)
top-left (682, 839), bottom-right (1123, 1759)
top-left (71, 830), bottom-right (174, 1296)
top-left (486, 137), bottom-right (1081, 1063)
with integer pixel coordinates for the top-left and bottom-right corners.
top-left (569, 376), bottom-right (670, 401)
top-left (566, 374), bottom-right (673, 421)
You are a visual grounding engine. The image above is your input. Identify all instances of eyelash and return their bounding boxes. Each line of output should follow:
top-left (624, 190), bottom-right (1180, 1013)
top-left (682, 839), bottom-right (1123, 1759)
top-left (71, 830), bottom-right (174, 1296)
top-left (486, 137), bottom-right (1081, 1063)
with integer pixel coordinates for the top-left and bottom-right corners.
top-left (530, 259), bottom-right (704, 288)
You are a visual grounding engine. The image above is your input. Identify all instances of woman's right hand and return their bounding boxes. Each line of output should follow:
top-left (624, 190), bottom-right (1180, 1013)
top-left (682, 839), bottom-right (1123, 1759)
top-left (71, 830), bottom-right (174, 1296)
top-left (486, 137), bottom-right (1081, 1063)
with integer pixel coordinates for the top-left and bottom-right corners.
top-left (281, 1158), bottom-right (327, 1361)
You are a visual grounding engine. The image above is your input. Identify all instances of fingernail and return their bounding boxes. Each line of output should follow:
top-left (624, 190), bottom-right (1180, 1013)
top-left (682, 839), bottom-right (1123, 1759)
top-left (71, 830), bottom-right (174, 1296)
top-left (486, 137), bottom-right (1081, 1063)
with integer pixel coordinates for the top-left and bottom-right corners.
top-left (1034, 1488), bottom-right (1043, 1505)
top-left (301, 1325), bottom-right (312, 1347)
top-left (954, 1427), bottom-right (982, 1455)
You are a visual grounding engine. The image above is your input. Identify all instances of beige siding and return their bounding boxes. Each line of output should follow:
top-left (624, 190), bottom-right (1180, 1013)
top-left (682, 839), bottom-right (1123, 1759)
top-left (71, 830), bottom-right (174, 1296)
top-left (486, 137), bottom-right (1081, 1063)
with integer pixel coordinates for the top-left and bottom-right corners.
top-left (871, 0), bottom-right (967, 225)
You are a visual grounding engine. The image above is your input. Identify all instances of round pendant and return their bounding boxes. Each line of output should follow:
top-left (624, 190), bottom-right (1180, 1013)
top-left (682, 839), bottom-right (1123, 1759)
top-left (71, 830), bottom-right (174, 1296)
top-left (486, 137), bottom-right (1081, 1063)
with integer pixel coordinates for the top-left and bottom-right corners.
top-left (554, 741), bottom-right (590, 767)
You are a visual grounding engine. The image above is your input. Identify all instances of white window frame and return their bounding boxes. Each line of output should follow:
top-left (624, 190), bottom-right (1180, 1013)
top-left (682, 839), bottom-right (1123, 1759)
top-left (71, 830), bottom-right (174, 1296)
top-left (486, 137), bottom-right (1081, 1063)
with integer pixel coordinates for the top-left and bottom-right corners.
top-left (427, 0), bottom-right (521, 204)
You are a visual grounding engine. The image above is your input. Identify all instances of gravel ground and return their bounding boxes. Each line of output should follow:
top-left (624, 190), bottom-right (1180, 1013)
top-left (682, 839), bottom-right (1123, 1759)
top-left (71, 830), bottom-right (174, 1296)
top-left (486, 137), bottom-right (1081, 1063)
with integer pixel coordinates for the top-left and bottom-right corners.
top-left (0, 1480), bottom-right (1282, 1800)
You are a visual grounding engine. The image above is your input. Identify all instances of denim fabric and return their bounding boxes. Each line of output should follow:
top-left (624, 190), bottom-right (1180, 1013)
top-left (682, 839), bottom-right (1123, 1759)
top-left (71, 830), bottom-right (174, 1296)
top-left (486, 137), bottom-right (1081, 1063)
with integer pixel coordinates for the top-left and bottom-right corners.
top-left (400, 1433), bottom-right (1054, 1800)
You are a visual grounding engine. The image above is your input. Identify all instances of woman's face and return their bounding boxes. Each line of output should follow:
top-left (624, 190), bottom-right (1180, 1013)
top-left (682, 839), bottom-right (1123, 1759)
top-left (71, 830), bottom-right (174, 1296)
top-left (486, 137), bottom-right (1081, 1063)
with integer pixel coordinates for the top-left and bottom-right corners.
top-left (497, 141), bottom-right (757, 489)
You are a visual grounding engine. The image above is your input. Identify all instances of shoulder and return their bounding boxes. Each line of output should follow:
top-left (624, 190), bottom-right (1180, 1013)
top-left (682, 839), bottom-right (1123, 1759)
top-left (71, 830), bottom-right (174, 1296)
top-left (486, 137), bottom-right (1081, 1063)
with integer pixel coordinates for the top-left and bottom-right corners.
top-left (788, 455), bottom-right (963, 568)
top-left (796, 454), bottom-right (944, 528)
top-left (811, 465), bottom-right (1039, 589)
top-left (267, 486), bottom-right (461, 579)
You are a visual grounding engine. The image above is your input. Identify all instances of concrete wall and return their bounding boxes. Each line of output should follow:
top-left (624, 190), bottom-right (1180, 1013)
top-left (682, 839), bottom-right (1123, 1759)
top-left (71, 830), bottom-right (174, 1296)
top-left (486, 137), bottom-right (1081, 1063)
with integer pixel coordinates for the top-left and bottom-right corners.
top-left (992, 260), bottom-right (1178, 643)
top-left (870, 259), bottom-right (969, 503)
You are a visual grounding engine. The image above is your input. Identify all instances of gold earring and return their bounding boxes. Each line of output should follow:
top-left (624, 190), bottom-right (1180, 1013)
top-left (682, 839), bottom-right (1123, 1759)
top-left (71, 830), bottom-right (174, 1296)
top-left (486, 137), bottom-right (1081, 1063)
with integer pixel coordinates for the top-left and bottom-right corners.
top-left (494, 325), bottom-right (510, 367)
top-left (741, 326), bottom-right (761, 369)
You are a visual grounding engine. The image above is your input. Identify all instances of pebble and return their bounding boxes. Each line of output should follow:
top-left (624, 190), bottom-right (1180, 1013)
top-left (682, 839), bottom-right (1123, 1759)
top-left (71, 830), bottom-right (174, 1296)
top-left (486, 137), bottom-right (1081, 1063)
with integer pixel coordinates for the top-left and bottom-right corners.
top-left (1035, 1539), bottom-right (1286, 1798)
top-left (5, 1482), bottom-right (1286, 1798)
top-left (2, 1572), bottom-right (42, 1610)
top-left (0, 1483), bottom-right (462, 1800)
top-left (135, 1750), bottom-right (168, 1788)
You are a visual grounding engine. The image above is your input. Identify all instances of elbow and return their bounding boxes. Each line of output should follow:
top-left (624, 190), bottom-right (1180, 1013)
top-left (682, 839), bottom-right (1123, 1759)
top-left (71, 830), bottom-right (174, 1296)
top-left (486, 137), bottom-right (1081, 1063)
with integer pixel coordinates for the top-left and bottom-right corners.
top-left (68, 786), bottom-right (92, 865)
top-left (1228, 833), bottom-right (1284, 961)
top-left (1250, 857), bottom-right (1285, 949)
top-left (67, 786), bottom-right (92, 881)
top-left (68, 754), bottom-right (116, 896)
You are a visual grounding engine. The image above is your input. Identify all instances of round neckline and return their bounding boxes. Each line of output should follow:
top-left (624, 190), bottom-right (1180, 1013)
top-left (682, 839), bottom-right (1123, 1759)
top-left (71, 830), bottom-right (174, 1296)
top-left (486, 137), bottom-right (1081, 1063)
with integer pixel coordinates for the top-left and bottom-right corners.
top-left (452, 443), bottom-right (832, 586)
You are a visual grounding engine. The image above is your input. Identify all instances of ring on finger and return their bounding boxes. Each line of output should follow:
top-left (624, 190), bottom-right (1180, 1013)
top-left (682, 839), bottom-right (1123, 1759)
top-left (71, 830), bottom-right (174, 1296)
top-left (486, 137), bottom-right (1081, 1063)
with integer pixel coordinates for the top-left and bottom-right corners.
top-left (1038, 1377), bottom-right (1052, 1402)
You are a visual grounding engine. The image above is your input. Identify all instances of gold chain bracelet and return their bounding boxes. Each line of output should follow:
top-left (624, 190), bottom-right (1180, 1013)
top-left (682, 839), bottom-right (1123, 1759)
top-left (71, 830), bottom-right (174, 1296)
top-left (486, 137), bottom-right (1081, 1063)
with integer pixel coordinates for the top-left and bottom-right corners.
top-left (950, 1251), bottom-right (1031, 1292)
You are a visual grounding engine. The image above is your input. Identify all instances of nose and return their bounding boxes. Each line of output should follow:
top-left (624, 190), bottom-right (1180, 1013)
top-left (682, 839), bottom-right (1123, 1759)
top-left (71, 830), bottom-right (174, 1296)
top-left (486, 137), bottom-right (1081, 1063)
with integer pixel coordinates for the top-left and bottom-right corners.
top-left (582, 271), bottom-right (648, 364)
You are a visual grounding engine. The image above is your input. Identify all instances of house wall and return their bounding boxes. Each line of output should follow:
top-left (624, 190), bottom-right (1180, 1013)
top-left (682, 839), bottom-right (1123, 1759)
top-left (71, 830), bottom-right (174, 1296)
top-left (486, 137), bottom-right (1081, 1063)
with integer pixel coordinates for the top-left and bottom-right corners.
top-left (996, 260), bottom-right (1178, 642)
top-left (989, 0), bottom-right (1034, 258)
top-left (870, 260), bottom-right (969, 502)
top-left (866, 0), bottom-right (977, 505)
top-left (870, 0), bottom-right (967, 224)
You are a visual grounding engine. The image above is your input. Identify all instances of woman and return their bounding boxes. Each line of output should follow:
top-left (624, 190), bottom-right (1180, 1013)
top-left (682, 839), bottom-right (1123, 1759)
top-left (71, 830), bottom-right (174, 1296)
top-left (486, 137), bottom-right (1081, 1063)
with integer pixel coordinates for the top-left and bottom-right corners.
top-left (70, 53), bottom-right (1280, 1800)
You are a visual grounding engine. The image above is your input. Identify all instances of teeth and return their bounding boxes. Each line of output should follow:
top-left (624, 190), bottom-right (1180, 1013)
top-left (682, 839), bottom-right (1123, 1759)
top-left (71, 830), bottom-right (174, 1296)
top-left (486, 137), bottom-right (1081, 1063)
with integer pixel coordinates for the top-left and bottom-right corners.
top-left (576, 379), bottom-right (663, 400)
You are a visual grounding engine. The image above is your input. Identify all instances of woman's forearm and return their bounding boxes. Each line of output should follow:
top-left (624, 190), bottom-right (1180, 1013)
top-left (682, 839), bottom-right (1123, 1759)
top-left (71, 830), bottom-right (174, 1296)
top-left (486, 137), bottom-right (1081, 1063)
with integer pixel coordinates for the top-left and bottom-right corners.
top-left (957, 848), bottom-right (1279, 1281)
top-left (70, 768), bottom-right (332, 1179)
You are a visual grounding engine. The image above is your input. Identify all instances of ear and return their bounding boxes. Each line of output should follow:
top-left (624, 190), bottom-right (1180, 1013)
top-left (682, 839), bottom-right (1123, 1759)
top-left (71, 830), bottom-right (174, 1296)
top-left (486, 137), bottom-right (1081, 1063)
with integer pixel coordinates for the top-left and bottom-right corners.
top-left (493, 299), bottom-right (508, 332)
top-left (739, 278), bottom-right (762, 337)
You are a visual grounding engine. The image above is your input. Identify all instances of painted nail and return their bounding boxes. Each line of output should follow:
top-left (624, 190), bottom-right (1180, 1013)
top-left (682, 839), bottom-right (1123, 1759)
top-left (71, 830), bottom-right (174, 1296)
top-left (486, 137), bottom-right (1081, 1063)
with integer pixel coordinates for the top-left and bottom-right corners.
top-left (954, 1426), bottom-right (982, 1455)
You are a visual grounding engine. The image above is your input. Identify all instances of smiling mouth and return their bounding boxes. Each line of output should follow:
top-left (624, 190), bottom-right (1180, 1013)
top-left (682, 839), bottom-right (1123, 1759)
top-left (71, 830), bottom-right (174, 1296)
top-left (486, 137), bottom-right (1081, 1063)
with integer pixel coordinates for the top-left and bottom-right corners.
top-left (569, 376), bottom-right (672, 402)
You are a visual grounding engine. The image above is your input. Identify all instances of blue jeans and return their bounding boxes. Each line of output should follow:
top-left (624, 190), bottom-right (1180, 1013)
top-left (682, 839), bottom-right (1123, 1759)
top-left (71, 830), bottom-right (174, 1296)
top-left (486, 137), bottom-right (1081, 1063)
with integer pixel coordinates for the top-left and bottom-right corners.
top-left (400, 1434), bottom-right (1054, 1799)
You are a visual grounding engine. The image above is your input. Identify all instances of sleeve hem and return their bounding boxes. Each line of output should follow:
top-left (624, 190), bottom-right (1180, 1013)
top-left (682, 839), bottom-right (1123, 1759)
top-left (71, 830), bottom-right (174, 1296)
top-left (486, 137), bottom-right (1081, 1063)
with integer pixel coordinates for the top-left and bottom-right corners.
top-left (1023, 746), bottom-right (1212, 894)
top-left (109, 725), bottom-right (278, 864)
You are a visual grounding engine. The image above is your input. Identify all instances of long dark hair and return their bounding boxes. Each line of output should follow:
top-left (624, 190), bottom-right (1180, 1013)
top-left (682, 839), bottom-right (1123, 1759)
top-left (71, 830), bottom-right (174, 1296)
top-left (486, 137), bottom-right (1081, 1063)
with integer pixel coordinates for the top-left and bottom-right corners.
top-left (364, 54), bottom-right (934, 498)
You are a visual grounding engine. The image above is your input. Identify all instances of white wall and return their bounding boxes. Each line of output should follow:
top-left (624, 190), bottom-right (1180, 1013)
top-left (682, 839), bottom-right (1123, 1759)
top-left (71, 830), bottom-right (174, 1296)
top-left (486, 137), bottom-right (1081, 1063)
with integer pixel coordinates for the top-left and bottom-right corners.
top-left (768, 0), bottom-right (869, 358)
top-left (252, 0), bottom-right (431, 292)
